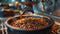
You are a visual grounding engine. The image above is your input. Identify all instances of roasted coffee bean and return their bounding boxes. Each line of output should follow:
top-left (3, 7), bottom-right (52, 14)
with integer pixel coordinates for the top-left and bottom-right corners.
top-left (10, 18), bottom-right (49, 30)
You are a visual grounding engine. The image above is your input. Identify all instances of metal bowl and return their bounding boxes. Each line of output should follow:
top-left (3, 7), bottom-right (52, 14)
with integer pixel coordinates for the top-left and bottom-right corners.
top-left (5, 15), bottom-right (54, 34)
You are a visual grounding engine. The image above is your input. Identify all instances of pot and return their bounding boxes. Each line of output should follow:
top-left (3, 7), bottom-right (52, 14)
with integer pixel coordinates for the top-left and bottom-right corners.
top-left (5, 15), bottom-right (54, 34)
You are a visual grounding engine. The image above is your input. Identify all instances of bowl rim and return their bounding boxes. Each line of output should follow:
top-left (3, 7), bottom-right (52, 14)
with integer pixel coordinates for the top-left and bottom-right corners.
top-left (5, 15), bottom-right (54, 31)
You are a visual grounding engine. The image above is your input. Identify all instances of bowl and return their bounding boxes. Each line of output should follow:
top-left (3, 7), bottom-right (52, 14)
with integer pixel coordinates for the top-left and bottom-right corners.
top-left (5, 15), bottom-right (54, 34)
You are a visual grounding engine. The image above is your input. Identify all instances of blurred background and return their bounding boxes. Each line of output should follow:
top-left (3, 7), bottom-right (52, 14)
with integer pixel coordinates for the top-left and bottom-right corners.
top-left (0, 0), bottom-right (60, 21)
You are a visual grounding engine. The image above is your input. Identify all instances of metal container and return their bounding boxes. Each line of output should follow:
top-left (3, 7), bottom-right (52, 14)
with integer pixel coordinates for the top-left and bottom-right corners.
top-left (5, 15), bottom-right (54, 34)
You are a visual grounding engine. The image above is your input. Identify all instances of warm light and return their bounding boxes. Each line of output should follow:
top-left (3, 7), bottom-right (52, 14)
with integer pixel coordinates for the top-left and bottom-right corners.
top-left (41, 5), bottom-right (45, 12)
top-left (9, 4), bottom-right (13, 6)
top-left (15, 1), bottom-right (19, 5)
